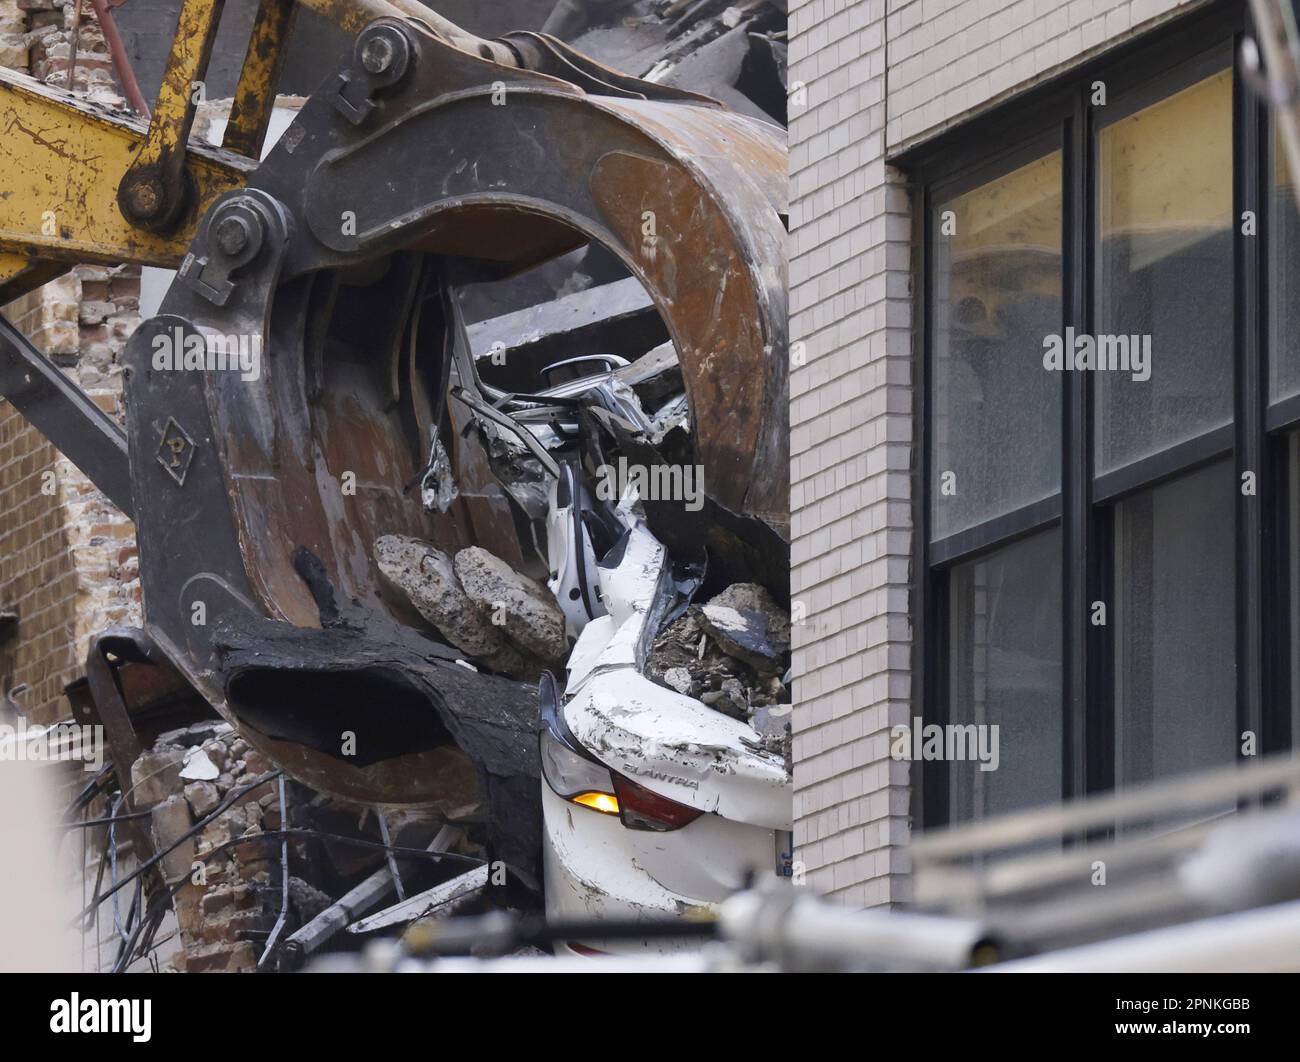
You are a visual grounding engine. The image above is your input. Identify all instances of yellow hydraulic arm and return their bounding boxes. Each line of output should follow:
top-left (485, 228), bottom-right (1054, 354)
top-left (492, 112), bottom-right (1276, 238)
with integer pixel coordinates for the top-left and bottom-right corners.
top-left (0, 0), bottom-right (518, 303)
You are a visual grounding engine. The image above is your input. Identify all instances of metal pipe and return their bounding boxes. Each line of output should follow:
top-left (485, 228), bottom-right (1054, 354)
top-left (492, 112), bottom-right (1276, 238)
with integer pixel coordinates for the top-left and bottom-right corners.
top-left (377, 811), bottom-right (406, 902)
top-left (717, 889), bottom-right (996, 970)
top-left (986, 898), bottom-right (1300, 973)
top-left (89, 0), bottom-right (151, 119)
top-left (284, 825), bottom-right (460, 961)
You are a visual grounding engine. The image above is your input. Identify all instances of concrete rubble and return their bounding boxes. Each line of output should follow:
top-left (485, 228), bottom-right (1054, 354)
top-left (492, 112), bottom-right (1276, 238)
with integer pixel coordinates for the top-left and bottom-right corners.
top-left (376, 534), bottom-right (569, 681)
top-left (454, 547), bottom-right (569, 667)
top-left (124, 723), bottom-right (278, 971)
top-left (125, 719), bottom-right (493, 972)
top-left (647, 583), bottom-right (792, 755)
top-left (699, 582), bottom-right (791, 676)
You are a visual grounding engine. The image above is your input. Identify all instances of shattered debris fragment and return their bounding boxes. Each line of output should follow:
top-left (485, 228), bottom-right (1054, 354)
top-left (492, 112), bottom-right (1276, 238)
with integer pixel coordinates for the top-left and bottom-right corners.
top-left (184, 780), bottom-right (221, 818)
top-left (702, 675), bottom-right (750, 719)
top-left (419, 437), bottom-right (459, 513)
top-left (564, 0), bottom-right (789, 124)
top-left (152, 794), bottom-right (196, 884)
top-left (699, 582), bottom-right (791, 676)
top-left (180, 746), bottom-right (220, 781)
top-left (663, 666), bottom-right (694, 695)
top-left (130, 746), bottom-right (186, 809)
top-left (748, 702), bottom-right (793, 769)
top-left (646, 583), bottom-right (792, 724)
top-left (454, 547), bottom-right (570, 668)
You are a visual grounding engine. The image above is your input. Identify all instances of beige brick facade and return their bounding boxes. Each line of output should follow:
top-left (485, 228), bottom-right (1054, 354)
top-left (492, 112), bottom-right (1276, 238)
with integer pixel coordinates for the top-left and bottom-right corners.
top-left (789, 0), bottom-right (1209, 906)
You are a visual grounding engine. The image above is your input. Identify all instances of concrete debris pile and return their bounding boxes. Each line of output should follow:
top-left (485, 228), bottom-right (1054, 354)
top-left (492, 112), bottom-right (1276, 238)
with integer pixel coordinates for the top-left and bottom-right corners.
top-left (647, 582), bottom-right (791, 759)
top-left (129, 720), bottom-right (282, 972)
top-left (376, 535), bottom-right (569, 681)
top-left (128, 718), bottom-right (491, 972)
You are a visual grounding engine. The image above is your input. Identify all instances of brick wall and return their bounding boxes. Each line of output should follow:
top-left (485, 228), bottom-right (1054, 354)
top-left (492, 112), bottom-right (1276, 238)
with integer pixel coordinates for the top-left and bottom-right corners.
top-left (0, 268), bottom-right (141, 725)
top-left (22, 0), bottom-right (121, 99)
top-left (789, 0), bottom-right (1207, 906)
top-left (1, 3), bottom-right (139, 725)
top-left (0, 288), bottom-right (81, 724)
top-left (886, 0), bottom-right (1210, 151)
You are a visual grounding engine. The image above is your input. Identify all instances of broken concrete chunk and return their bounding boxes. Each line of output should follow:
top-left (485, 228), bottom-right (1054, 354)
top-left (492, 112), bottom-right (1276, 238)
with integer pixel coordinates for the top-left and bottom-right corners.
top-left (184, 780), bottom-right (221, 818)
top-left (180, 746), bottom-right (220, 781)
top-left (454, 546), bottom-right (569, 666)
top-left (647, 609), bottom-right (754, 699)
top-left (375, 534), bottom-right (533, 677)
top-left (750, 702), bottom-right (791, 743)
top-left (699, 582), bottom-right (790, 676)
top-left (152, 794), bottom-right (196, 884)
top-left (702, 676), bottom-right (749, 719)
top-left (663, 667), bottom-right (693, 695)
top-left (129, 745), bottom-right (186, 809)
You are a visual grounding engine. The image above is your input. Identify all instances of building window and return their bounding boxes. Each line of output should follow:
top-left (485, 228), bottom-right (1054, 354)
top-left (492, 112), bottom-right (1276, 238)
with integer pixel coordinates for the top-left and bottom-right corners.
top-left (948, 529), bottom-right (1063, 821)
top-left (908, 6), bottom-right (1296, 828)
top-left (1271, 133), bottom-right (1300, 403)
top-left (1095, 69), bottom-right (1234, 474)
top-left (931, 151), bottom-right (1063, 540)
top-left (1112, 460), bottom-right (1236, 787)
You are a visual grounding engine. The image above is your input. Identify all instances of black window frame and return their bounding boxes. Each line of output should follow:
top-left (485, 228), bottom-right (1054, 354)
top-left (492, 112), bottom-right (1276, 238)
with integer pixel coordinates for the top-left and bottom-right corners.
top-left (896, 0), bottom-right (1296, 831)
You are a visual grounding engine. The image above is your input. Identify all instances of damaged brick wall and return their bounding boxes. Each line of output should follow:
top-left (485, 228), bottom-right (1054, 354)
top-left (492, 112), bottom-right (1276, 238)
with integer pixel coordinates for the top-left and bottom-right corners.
top-left (0, 287), bottom-right (82, 724)
top-left (0, 3), bottom-right (139, 725)
top-left (133, 723), bottom-right (283, 972)
top-left (130, 719), bottom-right (458, 973)
top-left (22, 0), bottom-right (120, 99)
top-left (0, 268), bottom-right (142, 725)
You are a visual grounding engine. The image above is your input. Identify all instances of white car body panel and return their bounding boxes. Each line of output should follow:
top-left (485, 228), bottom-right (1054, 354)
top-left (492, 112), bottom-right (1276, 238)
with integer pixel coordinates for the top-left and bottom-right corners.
top-left (541, 517), bottom-right (792, 950)
top-left (562, 524), bottom-right (791, 831)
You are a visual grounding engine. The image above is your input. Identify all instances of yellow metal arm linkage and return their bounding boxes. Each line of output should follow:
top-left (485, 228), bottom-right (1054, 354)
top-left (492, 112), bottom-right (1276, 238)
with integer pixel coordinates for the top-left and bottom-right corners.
top-left (0, 0), bottom-right (516, 303)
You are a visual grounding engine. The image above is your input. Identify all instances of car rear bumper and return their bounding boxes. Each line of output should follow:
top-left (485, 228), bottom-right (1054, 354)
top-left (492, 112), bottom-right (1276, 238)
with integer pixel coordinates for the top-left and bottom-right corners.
top-left (541, 784), bottom-right (786, 955)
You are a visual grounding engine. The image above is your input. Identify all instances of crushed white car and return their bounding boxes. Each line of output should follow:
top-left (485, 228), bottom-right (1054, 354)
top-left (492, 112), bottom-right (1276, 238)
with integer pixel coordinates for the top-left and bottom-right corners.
top-left (539, 503), bottom-right (792, 954)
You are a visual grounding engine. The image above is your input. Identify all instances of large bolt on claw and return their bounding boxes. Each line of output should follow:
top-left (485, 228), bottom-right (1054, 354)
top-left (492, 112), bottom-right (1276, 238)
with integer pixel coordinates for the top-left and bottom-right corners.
top-left (361, 35), bottom-right (395, 75)
top-left (214, 214), bottom-right (253, 257)
top-left (354, 22), bottom-right (412, 86)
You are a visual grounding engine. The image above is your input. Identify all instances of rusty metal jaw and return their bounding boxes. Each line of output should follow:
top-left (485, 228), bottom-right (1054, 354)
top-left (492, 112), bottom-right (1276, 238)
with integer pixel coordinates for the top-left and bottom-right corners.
top-left (107, 15), bottom-right (787, 822)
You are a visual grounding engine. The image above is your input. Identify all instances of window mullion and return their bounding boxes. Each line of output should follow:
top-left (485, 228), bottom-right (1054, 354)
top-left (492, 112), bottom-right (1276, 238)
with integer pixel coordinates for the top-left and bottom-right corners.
top-left (1064, 94), bottom-right (1095, 804)
top-left (1236, 51), bottom-right (1265, 757)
